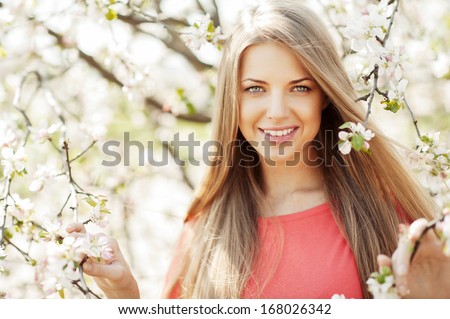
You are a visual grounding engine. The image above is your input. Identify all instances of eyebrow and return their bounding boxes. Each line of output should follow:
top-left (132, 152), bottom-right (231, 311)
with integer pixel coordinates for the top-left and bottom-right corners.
top-left (241, 77), bottom-right (313, 84)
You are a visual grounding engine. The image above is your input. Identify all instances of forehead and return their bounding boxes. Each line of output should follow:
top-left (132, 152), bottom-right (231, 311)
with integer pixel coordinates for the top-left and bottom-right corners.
top-left (239, 42), bottom-right (310, 80)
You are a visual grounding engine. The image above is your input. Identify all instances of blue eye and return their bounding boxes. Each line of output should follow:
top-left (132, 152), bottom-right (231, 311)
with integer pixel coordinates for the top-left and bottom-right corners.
top-left (246, 86), bottom-right (264, 93)
top-left (292, 86), bottom-right (309, 93)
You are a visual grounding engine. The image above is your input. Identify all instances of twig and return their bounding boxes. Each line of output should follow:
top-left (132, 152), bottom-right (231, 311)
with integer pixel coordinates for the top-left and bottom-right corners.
top-left (73, 279), bottom-right (102, 299)
top-left (70, 140), bottom-right (97, 163)
top-left (194, 0), bottom-right (207, 15)
top-left (62, 141), bottom-right (79, 222)
top-left (0, 177), bottom-right (12, 247)
top-left (404, 98), bottom-right (421, 139)
top-left (363, 65), bottom-right (379, 127)
top-left (356, 93), bottom-right (371, 102)
top-left (4, 237), bottom-right (35, 264)
top-left (161, 141), bottom-right (194, 190)
top-left (382, 0), bottom-right (401, 46)
top-left (57, 193), bottom-right (72, 218)
top-left (318, 0), bottom-right (350, 57)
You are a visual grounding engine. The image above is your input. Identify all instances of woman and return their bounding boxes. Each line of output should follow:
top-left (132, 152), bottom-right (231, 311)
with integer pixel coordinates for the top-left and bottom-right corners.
top-left (68, 0), bottom-right (449, 298)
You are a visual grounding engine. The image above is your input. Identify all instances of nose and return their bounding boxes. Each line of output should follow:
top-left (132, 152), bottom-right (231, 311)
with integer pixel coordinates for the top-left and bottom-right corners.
top-left (266, 91), bottom-right (288, 120)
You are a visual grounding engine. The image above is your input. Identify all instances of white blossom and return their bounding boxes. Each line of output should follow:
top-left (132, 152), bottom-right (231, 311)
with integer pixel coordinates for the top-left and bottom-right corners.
top-left (378, 40), bottom-right (411, 82)
top-left (7, 193), bottom-right (34, 222)
top-left (29, 164), bottom-right (59, 192)
top-left (181, 14), bottom-right (225, 51)
top-left (367, 274), bottom-right (400, 299)
top-left (36, 230), bottom-right (114, 297)
top-left (343, 0), bottom-right (391, 53)
top-left (85, 196), bottom-right (110, 228)
top-left (409, 132), bottom-right (450, 207)
top-left (1, 146), bottom-right (26, 177)
top-left (29, 123), bottom-right (61, 144)
top-left (338, 122), bottom-right (375, 155)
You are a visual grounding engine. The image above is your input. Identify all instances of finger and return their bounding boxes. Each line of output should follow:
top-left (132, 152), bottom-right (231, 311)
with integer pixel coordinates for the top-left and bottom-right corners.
top-left (392, 224), bottom-right (413, 296)
top-left (408, 218), bottom-right (428, 241)
top-left (83, 259), bottom-right (125, 281)
top-left (392, 219), bottom-right (429, 297)
top-left (66, 223), bottom-right (86, 234)
top-left (377, 254), bottom-right (391, 272)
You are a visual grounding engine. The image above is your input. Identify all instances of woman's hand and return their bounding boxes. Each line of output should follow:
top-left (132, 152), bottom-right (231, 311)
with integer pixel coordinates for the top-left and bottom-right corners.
top-left (66, 223), bottom-right (140, 299)
top-left (378, 217), bottom-right (450, 298)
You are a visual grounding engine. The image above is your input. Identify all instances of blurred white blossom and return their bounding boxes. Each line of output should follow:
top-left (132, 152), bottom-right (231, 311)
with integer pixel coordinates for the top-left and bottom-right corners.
top-left (29, 164), bottom-right (59, 192)
top-left (181, 14), bottom-right (225, 50)
top-left (367, 266), bottom-right (400, 299)
top-left (1, 146), bottom-right (26, 177)
top-left (7, 193), bottom-right (34, 222)
top-left (36, 231), bottom-right (113, 298)
top-left (29, 123), bottom-right (61, 144)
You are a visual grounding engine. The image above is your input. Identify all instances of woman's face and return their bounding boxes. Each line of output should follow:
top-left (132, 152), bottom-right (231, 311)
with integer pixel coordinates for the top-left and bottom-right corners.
top-left (238, 42), bottom-right (327, 165)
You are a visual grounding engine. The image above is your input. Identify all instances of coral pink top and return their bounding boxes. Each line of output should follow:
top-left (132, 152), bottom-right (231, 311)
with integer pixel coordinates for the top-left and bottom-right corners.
top-left (242, 202), bottom-right (363, 298)
top-left (165, 202), bottom-right (364, 298)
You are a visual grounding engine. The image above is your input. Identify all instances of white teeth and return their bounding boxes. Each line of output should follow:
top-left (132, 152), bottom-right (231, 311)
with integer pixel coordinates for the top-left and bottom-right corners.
top-left (263, 128), bottom-right (295, 137)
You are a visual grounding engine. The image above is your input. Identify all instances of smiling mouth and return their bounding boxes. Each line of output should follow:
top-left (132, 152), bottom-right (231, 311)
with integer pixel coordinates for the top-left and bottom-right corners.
top-left (258, 127), bottom-right (299, 143)
top-left (262, 128), bottom-right (295, 137)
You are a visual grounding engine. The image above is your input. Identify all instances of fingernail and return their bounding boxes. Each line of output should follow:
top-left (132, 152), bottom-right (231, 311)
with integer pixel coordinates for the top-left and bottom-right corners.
top-left (397, 264), bottom-right (407, 276)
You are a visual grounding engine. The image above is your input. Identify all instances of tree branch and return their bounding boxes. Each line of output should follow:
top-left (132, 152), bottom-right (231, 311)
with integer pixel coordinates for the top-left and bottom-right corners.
top-left (161, 141), bottom-right (194, 190)
top-left (117, 14), bottom-right (211, 72)
top-left (404, 98), bottom-right (421, 139)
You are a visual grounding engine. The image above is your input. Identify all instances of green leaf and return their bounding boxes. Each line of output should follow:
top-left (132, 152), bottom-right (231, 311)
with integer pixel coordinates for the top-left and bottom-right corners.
top-left (58, 289), bottom-right (65, 299)
top-left (362, 147), bottom-right (372, 155)
top-left (351, 135), bottom-right (365, 151)
top-left (185, 102), bottom-right (196, 114)
top-left (207, 21), bottom-right (215, 33)
top-left (4, 228), bottom-right (13, 240)
top-left (176, 88), bottom-right (185, 98)
top-left (0, 46), bottom-right (6, 58)
top-left (339, 122), bottom-right (352, 130)
top-left (84, 197), bottom-right (97, 207)
top-left (105, 9), bottom-right (118, 21)
top-left (420, 135), bottom-right (432, 144)
top-left (38, 231), bottom-right (49, 238)
top-left (382, 99), bottom-right (403, 113)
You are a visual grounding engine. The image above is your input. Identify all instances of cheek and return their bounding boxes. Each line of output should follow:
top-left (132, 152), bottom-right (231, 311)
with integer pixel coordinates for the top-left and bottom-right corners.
top-left (239, 102), bottom-right (261, 127)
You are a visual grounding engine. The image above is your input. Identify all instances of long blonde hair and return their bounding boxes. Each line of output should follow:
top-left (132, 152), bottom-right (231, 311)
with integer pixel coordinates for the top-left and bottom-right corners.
top-left (165, 0), bottom-right (437, 298)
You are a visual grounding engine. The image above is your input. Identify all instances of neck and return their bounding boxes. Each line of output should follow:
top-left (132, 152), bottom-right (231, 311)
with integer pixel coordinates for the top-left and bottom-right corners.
top-left (259, 152), bottom-right (326, 217)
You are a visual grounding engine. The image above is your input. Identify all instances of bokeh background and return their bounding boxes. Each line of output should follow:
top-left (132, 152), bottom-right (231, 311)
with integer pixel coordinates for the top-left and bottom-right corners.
top-left (0, 0), bottom-right (449, 298)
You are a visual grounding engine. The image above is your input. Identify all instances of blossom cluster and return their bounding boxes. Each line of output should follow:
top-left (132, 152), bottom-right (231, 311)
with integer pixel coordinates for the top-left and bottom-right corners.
top-left (409, 132), bottom-right (450, 207)
top-left (342, 0), bottom-right (410, 113)
top-left (0, 120), bottom-right (26, 178)
top-left (366, 265), bottom-right (400, 299)
top-left (338, 122), bottom-right (375, 155)
top-left (84, 196), bottom-right (111, 228)
top-left (36, 232), bottom-right (112, 298)
top-left (181, 14), bottom-right (225, 51)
